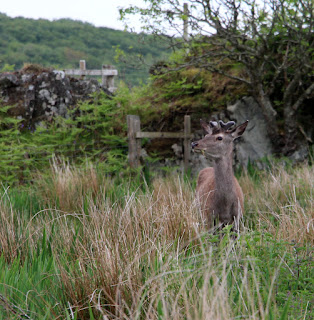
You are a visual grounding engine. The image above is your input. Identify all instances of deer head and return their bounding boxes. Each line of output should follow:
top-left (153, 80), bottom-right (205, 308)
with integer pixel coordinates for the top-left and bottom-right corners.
top-left (192, 120), bottom-right (249, 160)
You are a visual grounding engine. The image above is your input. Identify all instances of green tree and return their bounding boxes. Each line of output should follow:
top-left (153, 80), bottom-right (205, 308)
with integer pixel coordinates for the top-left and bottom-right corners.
top-left (120, 0), bottom-right (314, 157)
top-left (0, 13), bottom-right (170, 86)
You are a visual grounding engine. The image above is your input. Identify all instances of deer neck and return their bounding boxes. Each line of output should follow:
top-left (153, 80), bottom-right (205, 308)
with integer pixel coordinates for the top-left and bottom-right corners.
top-left (213, 153), bottom-right (235, 196)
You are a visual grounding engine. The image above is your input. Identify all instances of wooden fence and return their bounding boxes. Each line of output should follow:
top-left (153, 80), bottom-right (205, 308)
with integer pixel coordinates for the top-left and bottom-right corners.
top-left (64, 60), bottom-right (118, 92)
top-left (127, 115), bottom-right (193, 173)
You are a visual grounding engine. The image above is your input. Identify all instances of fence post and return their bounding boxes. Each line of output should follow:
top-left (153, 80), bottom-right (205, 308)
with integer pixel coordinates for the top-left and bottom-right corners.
top-left (183, 3), bottom-right (189, 42)
top-left (184, 115), bottom-right (191, 174)
top-left (183, 3), bottom-right (189, 55)
top-left (127, 115), bottom-right (141, 169)
top-left (102, 65), bottom-right (115, 90)
top-left (79, 60), bottom-right (86, 70)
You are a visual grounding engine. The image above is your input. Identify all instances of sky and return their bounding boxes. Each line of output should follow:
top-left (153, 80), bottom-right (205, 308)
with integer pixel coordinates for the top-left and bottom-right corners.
top-left (0, 0), bottom-right (146, 31)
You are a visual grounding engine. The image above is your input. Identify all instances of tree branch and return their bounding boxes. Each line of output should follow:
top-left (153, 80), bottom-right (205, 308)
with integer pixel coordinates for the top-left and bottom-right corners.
top-left (292, 82), bottom-right (314, 111)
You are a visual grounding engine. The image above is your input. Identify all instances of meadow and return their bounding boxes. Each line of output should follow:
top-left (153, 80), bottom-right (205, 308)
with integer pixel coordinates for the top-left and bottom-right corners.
top-left (0, 160), bottom-right (313, 319)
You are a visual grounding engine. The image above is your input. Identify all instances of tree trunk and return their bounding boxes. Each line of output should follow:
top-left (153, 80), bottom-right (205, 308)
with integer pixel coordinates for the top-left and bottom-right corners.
top-left (283, 105), bottom-right (298, 155)
top-left (253, 85), bottom-right (281, 150)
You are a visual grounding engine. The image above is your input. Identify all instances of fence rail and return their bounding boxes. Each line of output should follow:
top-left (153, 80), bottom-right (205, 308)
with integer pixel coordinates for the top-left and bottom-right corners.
top-left (64, 60), bottom-right (118, 92)
top-left (64, 69), bottom-right (118, 77)
top-left (127, 115), bottom-right (193, 173)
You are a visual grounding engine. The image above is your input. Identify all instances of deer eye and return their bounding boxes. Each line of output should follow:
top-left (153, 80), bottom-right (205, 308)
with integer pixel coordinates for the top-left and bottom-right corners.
top-left (217, 136), bottom-right (223, 141)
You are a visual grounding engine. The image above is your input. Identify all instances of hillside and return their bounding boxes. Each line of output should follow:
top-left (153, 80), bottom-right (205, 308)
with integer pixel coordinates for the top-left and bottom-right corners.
top-left (0, 13), bottom-right (169, 86)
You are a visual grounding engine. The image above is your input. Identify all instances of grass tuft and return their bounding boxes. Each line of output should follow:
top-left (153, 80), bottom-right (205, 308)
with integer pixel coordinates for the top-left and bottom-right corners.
top-left (0, 161), bottom-right (313, 319)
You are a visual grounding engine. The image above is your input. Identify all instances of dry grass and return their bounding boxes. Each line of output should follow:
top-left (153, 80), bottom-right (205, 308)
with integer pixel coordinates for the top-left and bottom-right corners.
top-left (50, 174), bottom-right (205, 318)
top-left (240, 164), bottom-right (314, 245)
top-left (0, 161), bottom-right (313, 319)
top-left (34, 158), bottom-right (101, 211)
top-left (0, 187), bottom-right (20, 262)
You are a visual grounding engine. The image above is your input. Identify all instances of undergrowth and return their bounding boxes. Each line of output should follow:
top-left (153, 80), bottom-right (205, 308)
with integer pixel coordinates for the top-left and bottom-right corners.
top-left (0, 86), bottom-right (145, 185)
top-left (0, 161), bottom-right (313, 319)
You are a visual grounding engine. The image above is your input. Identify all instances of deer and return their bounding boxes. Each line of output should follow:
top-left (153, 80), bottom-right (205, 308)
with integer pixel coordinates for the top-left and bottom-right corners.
top-left (191, 119), bottom-right (249, 232)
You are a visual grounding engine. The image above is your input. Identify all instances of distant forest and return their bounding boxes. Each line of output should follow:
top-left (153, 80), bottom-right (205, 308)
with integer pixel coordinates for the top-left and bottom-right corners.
top-left (0, 13), bottom-right (170, 86)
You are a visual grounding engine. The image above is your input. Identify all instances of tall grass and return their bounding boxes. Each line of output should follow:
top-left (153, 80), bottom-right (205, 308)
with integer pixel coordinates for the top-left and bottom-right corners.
top-left (240, 164), bottom-right (313, 245)
top-left (0, 161), bottom-right (313, 319)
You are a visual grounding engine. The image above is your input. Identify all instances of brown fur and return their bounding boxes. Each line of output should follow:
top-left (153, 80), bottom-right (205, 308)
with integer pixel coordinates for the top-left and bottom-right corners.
top-left (196, 167), bottom-right (244, 227)
top-left (192, 120), bottom-right (248, 230)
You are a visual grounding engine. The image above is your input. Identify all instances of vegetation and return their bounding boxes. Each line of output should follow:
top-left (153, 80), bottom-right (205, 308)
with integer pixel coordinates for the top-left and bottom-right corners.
top-left (0, 160), bottom-right (313, 319)
top-left (0, 3), bottom-right (313, 318)
top-left (0, 73), bottom-right (219, 185)
top-left (0, 85), bottom-right (149, 185)
top-left (121, 0), bottom-right (314, 155)
top-left (0, 13), bottom-right (170, 86)
top-left (1, 0), bottom-right (313, 166)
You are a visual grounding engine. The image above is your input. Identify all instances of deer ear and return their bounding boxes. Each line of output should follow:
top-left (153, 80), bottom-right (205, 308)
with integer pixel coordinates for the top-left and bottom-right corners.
top-left (200, 119), bottom-right (212, 134)
top-left (231, 120), bottom-right (249, 140)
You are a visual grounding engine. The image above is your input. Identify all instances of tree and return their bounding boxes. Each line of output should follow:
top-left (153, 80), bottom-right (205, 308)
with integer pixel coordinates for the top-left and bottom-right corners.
top-left (0, 13), bottom-right (169, 86)
top-left (120, 0), bottom-right (314, 156)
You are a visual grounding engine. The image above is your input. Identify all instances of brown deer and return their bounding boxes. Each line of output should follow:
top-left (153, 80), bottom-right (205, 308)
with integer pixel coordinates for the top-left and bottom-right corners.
top-left (191, 119), bottom-right (249, 231)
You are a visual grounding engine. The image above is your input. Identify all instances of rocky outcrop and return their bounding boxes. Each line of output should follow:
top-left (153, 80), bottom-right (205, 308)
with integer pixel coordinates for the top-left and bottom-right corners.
top-left (0, 66), bottom-right (108, 127)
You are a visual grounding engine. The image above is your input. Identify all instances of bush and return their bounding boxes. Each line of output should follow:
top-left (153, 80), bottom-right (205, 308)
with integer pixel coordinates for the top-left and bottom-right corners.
top-left (0, 90), bottom-right (132, 185)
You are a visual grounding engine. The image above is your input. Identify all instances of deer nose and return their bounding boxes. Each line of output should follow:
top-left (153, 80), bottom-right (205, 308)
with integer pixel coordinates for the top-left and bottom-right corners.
top-left (191, 141), bottom-right (198, 149)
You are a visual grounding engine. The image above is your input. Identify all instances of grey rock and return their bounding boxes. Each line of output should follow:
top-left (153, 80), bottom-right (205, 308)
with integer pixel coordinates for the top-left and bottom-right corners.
top-left (53, 70), bottom-right (65, 80)
top-left (227, 96), bottom-right (273, 166)
top-left (171, 143), bottom-right (183, 158)
top-left (0, 73), bottom-right (19, 87)
top-left (0, 69), bottom-right (108, 127)
top-left (288, 144), bottom-right (309, 163)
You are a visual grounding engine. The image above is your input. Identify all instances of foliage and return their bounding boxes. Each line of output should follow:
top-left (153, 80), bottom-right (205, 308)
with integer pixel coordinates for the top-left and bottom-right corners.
top-left (0, 90), bottom-right (138, 185)
top-left (0, 105), bottom-right (33, 184)
top-left (1, 80), bottom-right (189, 185)
top-left (0, 162), bottom-right (313, 319)
top-left (1, 76), bottom-right (201, 186)
top-left (151, 62), bottom-right (246, 108)
top-left (0, 13), bottom-right (170, 86)
top-left (120, 0), bottom-right (314, 153)
top-left (115, 58), bottom-right (248, 142)
top-left (0, 63), bottom-right (14, 72)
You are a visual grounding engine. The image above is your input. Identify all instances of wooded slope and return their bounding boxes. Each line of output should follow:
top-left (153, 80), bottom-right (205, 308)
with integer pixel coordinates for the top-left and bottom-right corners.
top-left (0, 13), bottom-right (169, 85)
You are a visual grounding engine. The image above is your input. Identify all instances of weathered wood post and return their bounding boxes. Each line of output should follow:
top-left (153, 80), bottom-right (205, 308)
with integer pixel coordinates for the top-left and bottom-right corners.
top-left (184, 115), bottom-right (191, 174)
top-left (183, 3), bottom-right (189, 55)
top-left (102, 65), bottom-right (115, 91)
top-left (183, 3), bottom-right (189, 42)
top-left (127, 115), bottom-right (141, 169)
top-left (63, 60), bottom-right (118, 92)
top-left (79, 60), bottom-right (86, 70)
